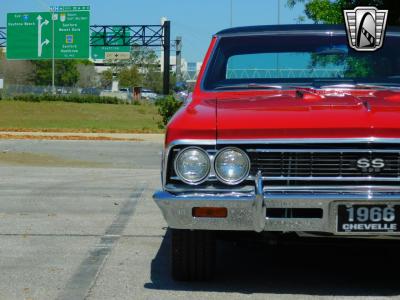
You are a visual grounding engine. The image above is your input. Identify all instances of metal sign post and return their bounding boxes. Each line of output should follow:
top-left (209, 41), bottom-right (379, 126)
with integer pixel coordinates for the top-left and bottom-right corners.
top-left (163, 20), bottom-right (170, 95)
top-left (51, 10), bottom-right (55, 94)
top-left (175, 36), bottom-right (182, 82)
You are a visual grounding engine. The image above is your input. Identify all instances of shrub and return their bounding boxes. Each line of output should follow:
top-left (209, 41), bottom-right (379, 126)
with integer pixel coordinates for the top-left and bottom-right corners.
top-left (156, 95), bottom-right (183, 126)
top-left (4, 94), bottom-right (124, 104)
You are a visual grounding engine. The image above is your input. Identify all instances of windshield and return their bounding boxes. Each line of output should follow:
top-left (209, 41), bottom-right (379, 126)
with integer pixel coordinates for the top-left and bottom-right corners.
top-left (203, 32), bottom-right (400, 90)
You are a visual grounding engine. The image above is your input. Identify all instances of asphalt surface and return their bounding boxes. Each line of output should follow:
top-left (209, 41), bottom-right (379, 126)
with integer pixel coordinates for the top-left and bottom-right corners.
top-left (1, 139), bottom-right (400, 300)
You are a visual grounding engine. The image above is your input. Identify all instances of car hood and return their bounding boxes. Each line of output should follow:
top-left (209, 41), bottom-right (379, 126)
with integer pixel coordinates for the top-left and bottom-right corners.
top-left (216, 90), bottom-right (400, 140)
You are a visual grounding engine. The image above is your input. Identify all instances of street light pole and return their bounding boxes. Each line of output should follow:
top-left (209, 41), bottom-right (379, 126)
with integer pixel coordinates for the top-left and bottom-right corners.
top-left (162, 20), bottom-right (170, 95)
top-left (278, 0), bottom-right (281, 25)
top-left (230, 0), bottom-right (233, 27)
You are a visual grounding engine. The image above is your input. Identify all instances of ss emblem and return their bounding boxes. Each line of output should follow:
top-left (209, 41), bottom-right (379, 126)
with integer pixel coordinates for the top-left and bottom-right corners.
top-left (357, 158), bottom-right (385, 172)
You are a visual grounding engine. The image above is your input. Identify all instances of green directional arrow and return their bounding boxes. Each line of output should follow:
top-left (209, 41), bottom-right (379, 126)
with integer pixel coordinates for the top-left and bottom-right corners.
top-left (37, 14), bottom-right (50, 57)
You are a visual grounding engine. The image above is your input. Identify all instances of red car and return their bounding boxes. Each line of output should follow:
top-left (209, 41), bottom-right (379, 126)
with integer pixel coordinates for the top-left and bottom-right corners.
top-left (153, 24), bottom-right (400, 281)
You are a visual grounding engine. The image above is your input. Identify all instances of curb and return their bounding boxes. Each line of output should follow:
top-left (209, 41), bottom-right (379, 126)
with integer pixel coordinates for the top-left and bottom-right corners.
top-left (0, 132), bottom-right (165, 142)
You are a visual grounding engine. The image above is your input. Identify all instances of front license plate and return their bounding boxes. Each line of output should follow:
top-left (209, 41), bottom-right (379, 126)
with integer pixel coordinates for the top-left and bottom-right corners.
top-left (337, 204), bottom-right (400, 233)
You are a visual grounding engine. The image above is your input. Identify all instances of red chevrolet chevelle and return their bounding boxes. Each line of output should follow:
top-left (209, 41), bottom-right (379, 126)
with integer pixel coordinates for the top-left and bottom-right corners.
top-left (154, 24), bottom-right (400, 281)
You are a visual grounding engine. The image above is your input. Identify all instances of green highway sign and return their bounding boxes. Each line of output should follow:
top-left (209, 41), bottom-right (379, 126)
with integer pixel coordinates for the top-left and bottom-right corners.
top-left (91, 45), bottom-right (131, 60)
top-left (91, 26), bottom-right (131, 60)
top-left (7, 7), bottom-right (90, 60)
top-left (50, 6), bottom-right (90, 12)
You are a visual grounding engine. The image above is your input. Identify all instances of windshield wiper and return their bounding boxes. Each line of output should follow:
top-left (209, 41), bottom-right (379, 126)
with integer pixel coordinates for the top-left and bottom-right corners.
top-left (320, 83), bottom-right (400, 90)
top-left (214, 83), bottom-right (282, 90)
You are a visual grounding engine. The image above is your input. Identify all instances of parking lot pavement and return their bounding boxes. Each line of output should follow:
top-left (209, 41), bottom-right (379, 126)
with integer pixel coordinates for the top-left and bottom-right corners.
top-left (1, 139), bottom-right (400, 300)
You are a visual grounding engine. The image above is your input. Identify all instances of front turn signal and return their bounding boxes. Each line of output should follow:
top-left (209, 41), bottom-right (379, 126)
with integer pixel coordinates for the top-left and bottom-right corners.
top-left (192, 207), bottom-right (228, 218)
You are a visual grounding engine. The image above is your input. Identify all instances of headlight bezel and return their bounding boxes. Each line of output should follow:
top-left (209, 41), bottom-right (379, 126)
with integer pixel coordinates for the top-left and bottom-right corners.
top-left (174, 146), bottom-right (211, 185)
top-left (214, 147), bottom-right (251, 185)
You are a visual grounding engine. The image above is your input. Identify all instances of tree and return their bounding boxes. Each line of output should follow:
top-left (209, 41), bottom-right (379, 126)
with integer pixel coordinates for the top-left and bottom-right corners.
top-left (0, 50), bottom-right (34, 85)
top-left (288, 0), bottom-right (400, 79)
top-left (77, 63), bottom-right (98, 88)
top-left (131, 46), bottom-right (159, 69)
top-left (56, 60), bottom-right (80, 87)
top-left (118, 65), bottom-right (142, 88)
top-left (100, 69), bottom-right (113, 89)
top-left (131, 46), bottom-right (164, 93)
top-left (100, 46), bottom-right (168, 93)
top-left (288, 0), bottom-right (400, 25)
top-left (145, 69), bottom-right (162, 92)
top-left (31, 60), bottom-right (80, 87)
top-left (0, 49), bottom-right (4, 76)
top-left (287, 0), bottom-right (400, 83)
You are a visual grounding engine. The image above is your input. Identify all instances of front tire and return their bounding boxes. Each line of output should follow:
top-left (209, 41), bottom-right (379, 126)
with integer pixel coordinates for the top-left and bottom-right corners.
top-left (171, 229), bottom-right (216, 281)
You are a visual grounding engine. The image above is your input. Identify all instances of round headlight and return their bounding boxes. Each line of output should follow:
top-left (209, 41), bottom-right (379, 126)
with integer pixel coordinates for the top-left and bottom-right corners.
top-left (215, 148), bottom-right (250, 185)
top-left (174, 147), bottom-right (210, 184)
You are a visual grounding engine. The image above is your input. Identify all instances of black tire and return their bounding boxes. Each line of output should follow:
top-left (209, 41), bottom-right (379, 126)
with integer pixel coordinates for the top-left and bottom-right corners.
top-left (171, 229), bottom-right (216, 281)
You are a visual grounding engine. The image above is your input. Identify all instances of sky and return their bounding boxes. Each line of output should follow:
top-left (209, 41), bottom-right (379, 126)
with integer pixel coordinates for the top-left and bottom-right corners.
top-left (0, 0), bottom-right (308, 62)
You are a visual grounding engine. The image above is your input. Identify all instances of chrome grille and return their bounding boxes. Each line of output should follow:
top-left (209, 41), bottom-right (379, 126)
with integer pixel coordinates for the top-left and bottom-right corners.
top-left (248, 149), bottom-right (400, 180)
top-left (165, 142), bottom-right (400, 191)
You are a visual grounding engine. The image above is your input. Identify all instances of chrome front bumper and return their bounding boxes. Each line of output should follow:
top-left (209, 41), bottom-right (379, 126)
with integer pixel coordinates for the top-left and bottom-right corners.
top-left (153, 172), bottom-right (400, 235)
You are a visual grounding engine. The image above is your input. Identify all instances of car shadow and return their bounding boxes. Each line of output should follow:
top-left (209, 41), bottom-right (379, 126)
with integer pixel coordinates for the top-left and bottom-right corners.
top-left (144, 229), bottom-right (400, 297)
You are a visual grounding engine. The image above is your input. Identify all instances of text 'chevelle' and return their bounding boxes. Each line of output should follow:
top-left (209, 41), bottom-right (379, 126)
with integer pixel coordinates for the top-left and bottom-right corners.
top-left (154, 24), bottom-right (400, 281)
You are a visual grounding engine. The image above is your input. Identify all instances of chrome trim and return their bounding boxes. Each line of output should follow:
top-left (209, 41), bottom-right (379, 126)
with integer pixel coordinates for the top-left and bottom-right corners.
top-left (164, 188), bottom-right (254, 194)
top-left (168, 139), bottom-right (216, 146)
top-left (171, 175), bottom-right (400, 184)
top-left (170, 176), bottom-right (218, 181)
top-left (153, 187), bottom-right (400, 236)
top-left (297, 232), bottom-right (400, 240)
top-left (216, 30), bottom-right (400, 38)
top-left (253, 171), bottom-right (265, 232)
top-left (173, 147), bottom-right (211, 185)
top-left (218, 138), bottom-right (400, 145)
top-left (263, 185), bottom-right (400, 192)
top-left (216, 30), bottom-right (348, 38)
top-left (162, 139), bottom-right (216, 188)
top-left (247, 148), bottom-right (400, 153)
top-left (153, 190), bottom-right (256, 231)
top-left (214, 147), bottom-right (251, 185)
top-left (164, 184), bottom-right (400, 194)
top-left (260, 176), bottom-right (400, 182)
top-left (164, 184), bottom-right (254, 194)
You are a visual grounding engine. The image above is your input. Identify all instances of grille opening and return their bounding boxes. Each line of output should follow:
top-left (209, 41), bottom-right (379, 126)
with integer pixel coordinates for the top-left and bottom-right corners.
top-left (266, 208), bottom-right (323, 219)
top-left (249, 151), bottom-right (400, 179)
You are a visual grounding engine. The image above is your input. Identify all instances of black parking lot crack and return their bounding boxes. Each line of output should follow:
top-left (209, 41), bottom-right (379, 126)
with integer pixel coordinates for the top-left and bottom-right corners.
top-left (56, 187), bottom-right (145, 300)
